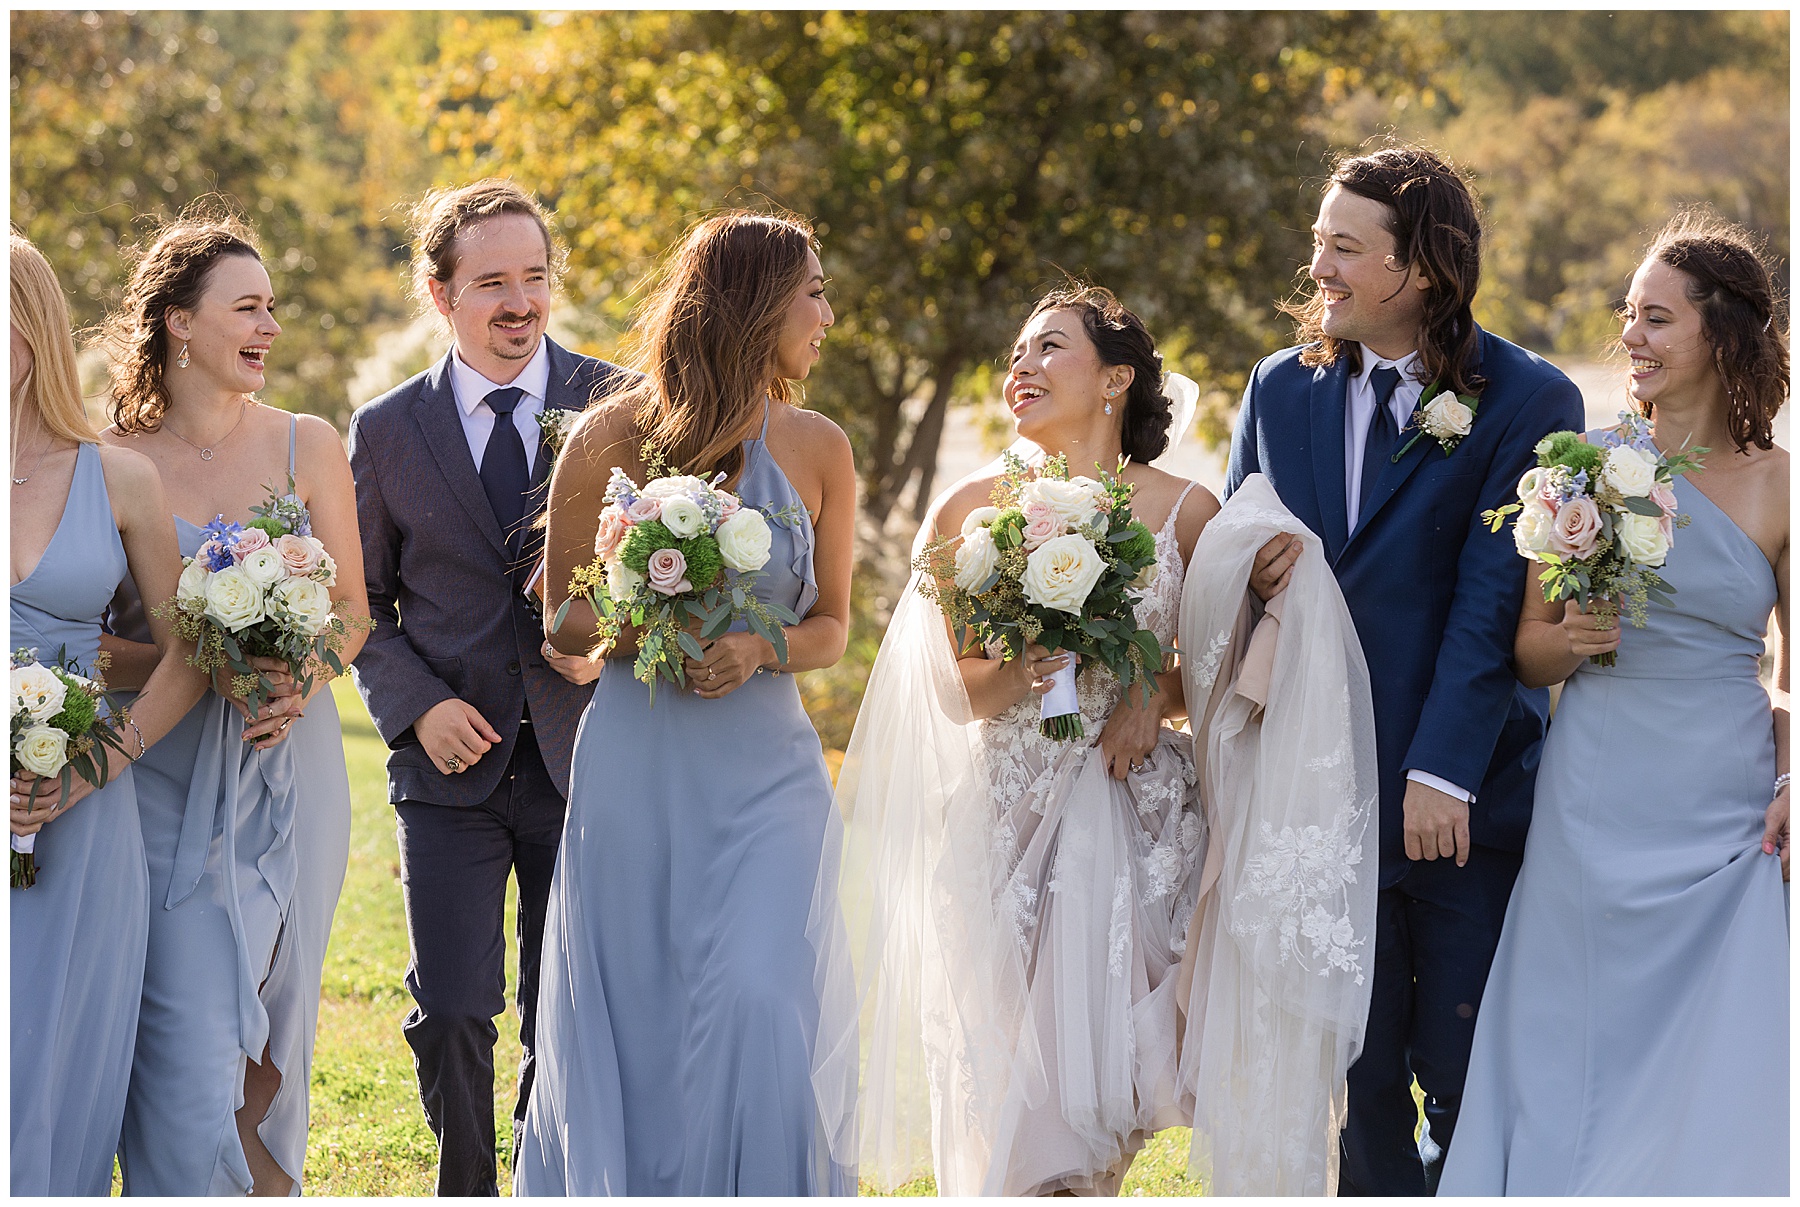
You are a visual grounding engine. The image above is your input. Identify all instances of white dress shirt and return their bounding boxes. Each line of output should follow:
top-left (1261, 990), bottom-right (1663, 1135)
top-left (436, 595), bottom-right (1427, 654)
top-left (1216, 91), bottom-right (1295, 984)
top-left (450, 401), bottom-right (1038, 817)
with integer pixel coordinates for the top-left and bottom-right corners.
top-left (448, 339), bottom-right (551, 476)
top-left (1342, 346), bottom-right (1475, 806)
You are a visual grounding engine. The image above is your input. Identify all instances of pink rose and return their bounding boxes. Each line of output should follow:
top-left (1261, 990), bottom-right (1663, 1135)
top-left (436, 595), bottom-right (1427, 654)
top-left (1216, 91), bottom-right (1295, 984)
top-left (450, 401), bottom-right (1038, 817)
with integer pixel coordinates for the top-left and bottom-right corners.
top-left (593, 506), bottom-right (628, 560)
top-left (714, 490), bottom-right (740, 519)
top-left (646, 547), bottom-right (692, 595)
top-left (1020, 502), bottom-right (1062, 551)
top-left (1548, 495), bottom-right (1602, 560)
top-left (626, 496), bottom-right (662, 524)
top-left (1650, 481), bottom-right (1677, 542)
top-left (273, 533), bottom-right (323, 578)
top-left (232, 527), bottom-right (271, 559)
top-left (1536, 477), bottom-right (1563, 516)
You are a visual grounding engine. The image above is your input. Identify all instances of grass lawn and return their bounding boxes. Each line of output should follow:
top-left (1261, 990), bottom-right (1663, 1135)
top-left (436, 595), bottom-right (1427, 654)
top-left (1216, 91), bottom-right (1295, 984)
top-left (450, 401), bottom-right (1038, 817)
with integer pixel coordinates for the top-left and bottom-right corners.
top-left (307, 679), bottom-right (1208, 1195)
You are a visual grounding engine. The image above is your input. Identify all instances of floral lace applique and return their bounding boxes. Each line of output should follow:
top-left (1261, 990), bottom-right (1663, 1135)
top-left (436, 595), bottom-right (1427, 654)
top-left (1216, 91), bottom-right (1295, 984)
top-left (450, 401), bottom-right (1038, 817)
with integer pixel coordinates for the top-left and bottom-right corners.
top-left (1229, 793), bottom-right (1368, 984)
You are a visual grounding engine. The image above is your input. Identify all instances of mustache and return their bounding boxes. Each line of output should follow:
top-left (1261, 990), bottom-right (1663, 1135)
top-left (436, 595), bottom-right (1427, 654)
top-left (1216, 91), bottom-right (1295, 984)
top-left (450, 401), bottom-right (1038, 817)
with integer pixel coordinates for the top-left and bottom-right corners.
top-left (492, 309), bottom-right (541, 325)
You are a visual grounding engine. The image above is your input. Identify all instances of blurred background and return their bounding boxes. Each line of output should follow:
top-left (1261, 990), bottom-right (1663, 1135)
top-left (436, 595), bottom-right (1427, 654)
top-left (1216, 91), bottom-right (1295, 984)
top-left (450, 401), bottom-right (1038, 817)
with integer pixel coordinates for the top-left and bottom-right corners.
top-left (12, 11), bottom-right (1787, 1194)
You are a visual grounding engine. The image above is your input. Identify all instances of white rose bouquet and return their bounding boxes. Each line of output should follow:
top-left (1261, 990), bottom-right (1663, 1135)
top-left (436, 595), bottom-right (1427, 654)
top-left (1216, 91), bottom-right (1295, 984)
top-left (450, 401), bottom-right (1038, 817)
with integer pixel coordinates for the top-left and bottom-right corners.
top-left (553, 466), bottom-right (800, 702)
top-left (1482, 411), bottom-right (1706, 666)
top-left (10, 647), bottom-right (132, 887)
top-left (917, 451), bottom-right (1166, 739)
top-left (156, 477), bottom-right (363, 712)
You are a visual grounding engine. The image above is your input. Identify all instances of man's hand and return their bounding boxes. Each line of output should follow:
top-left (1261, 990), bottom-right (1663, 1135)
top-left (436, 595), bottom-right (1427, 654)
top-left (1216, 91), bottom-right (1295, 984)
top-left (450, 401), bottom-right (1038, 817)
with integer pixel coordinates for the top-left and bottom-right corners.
top-left (1249, 532), bottom-right (1303, 602)
top-left (415, 698), bottom-right (501, 775)
top-left (541, 640), bottom-right (604, 686)
top-left (1403, 778), bottom-right (1471, 866)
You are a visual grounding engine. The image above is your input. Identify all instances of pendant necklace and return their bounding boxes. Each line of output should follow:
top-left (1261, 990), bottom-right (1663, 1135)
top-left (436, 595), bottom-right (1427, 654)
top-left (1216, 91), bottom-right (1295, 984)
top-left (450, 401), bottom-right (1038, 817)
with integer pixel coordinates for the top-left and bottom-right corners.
top-left (166, 399), bottom-right (251, 461)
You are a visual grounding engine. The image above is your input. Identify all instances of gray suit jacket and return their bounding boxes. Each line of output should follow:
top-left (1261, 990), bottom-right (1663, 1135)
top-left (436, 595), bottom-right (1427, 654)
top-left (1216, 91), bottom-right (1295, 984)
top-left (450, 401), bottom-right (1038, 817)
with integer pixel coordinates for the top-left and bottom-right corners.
top-left (347, 338), bottom-right (631, 805)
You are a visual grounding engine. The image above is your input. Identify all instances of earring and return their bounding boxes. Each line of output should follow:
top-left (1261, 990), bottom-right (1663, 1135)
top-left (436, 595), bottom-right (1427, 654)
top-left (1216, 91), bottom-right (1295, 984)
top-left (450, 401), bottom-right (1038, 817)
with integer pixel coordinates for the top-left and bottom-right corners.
top-left (1104, 401), bottom-right (1113, 416)
top-left (177, 341), bottom-right (190, 369)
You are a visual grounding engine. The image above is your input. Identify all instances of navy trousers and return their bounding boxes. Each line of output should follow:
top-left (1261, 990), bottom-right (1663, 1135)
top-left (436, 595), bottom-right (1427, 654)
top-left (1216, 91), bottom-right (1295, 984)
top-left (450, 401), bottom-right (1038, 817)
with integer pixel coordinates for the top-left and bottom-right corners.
top-left (1338, 847), bottom-right (1523, 1196)
top-left (395, 725), bottom-right (566, 1196)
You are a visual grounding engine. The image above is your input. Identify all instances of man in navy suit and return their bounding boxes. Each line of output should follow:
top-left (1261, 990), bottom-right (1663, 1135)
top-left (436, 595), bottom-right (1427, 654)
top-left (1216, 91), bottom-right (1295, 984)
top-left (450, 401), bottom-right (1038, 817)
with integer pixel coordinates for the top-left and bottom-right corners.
top-left (347, 180), bottom-right (630, 1195)
top-left (1224, 145), bottom-right (1584, 1195)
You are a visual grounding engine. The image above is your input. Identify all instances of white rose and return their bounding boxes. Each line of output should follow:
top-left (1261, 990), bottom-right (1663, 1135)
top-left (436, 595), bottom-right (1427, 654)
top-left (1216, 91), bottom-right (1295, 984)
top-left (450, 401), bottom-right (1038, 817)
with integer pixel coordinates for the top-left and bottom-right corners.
top-left (1130, 560), bottom-right (1160, 591)
top-left (238, 546), bottom-right (285, 588)
top-left (1068, 475), bottom-right (1109, 503)
top-left (641, 475), bottom-right (710, 500)
top-left (176, 558), bottom-right (211, 609)
top-left (272, 576), bottom-right (334, 637)
top-left (1516, 467), bottom-right (1544, 503)
top-left (1615, 512), bottom-right (1671, 567)
top-left (953, 526), bottom-right (1001, 592)
top-left (13, 724), bottom-right (69, 777)
top-left (1423, 397), bottom-right (1474, 439)
top-left (605, 558), bottom-right (645, 599)
top-left (1021, 533), bottom-right (1107, 614)
top-left (659, 495), bottom-right (706, 539)
top-left (960, 506), bottom-right (1001, 537)
top-left (1602, 444), bottom-right (1658, 498)
top-left (1020, 477), bottom-right (1099, 530)
top-left (715, 508), bottom-right (773, 573)
top-left (1513, 498), bottom-right (1556, 557)
top-left (202, 565), bottom-right (267, 631)
top-left (299, 536), bottom-right (337, 586)
top-left (12, 664), bottom-right (67, 723)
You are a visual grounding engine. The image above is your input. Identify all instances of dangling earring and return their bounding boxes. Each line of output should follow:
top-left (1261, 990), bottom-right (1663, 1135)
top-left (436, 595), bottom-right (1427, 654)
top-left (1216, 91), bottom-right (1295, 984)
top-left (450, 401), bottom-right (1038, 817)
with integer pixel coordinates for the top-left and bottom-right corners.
top-left (177, 341), bottom-right (190, 369)
top-left (1104, 387), bottom-right (1117, 416)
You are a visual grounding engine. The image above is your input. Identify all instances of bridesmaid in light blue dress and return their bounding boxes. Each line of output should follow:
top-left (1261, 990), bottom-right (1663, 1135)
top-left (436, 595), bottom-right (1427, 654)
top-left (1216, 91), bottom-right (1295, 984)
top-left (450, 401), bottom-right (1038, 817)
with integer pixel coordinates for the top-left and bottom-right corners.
top-left (1443, 215), bottom-right (1789, 1196)
top-left (517, 212), bottom-right (856, 1195)
top-left (9, 232), bottom-right (205, 1196)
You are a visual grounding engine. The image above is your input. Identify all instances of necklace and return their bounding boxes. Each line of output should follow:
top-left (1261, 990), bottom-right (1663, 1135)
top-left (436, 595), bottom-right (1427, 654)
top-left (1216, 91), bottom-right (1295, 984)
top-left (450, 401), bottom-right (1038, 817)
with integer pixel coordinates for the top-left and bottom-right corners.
top-left (11, 435), bottom-right (48, 485)
top-left (165, 400), bottom-right (250, 461)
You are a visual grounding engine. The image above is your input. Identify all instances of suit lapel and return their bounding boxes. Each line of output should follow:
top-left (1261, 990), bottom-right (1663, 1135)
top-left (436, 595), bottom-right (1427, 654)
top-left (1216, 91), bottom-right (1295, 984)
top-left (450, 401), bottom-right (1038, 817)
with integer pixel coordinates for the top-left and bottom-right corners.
top-left (414, 352), bottom-right (509, 554)
top-left (1310, 361), bottom-right (1351, 562)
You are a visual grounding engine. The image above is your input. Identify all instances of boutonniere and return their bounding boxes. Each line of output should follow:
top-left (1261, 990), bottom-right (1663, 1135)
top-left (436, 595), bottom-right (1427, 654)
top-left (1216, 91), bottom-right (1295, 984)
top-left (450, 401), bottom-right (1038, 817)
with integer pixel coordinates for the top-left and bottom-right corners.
top-left (536, 407), bottom-right (576, 464)
top-left (1392, 382), bottom-right (1480, 462)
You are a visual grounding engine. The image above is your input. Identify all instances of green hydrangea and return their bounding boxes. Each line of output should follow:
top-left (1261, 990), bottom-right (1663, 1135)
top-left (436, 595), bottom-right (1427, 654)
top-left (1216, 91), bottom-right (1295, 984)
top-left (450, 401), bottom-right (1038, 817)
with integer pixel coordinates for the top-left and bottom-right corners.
top-left (619, 520), bottom-right (676, 573)
top-left (990, 508), bottom-right (1027, 550)
top-left (247, 517), bottom-right (287, 540)
top-left (1539, 431), bottom-right (1603, 475)
top-left (47, 676), bottom-right (98, 736)
top-left (678, 534), bottom-right (725, 592)
top-left (1113, 519), bottom-right (1156, 565)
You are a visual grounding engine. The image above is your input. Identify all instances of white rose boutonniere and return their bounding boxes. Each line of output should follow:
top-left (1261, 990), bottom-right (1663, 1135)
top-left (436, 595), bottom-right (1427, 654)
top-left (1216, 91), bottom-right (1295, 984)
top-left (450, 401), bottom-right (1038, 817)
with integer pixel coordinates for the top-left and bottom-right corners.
top-left (1392, 381), bottom-right (1482, 462)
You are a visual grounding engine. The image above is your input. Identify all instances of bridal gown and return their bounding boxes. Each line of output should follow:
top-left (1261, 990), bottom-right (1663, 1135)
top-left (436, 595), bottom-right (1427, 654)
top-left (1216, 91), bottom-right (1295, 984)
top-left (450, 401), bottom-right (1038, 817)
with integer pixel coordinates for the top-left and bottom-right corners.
top-left (11, 443), bottom-right (152, 1196)
top-left (514, 406), bottom-right (853, 1195)
top-left (1441, 474), bottom-right (1788, 1195)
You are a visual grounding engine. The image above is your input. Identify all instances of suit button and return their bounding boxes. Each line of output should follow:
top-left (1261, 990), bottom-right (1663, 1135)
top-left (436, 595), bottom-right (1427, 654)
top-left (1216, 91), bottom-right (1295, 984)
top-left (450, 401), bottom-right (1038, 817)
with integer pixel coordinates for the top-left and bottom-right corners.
top-left (506, 661), bottom-right (521, 675)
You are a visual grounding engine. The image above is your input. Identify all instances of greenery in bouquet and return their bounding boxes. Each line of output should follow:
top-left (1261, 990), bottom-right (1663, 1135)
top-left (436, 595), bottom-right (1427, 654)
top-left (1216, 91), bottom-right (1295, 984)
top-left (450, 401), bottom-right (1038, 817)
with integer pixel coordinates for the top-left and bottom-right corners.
top-left (155, 476), bottom-right (365, 713)
top-left (10, 647), bottom-right (132, 887)
top-left (1482, 411), bottom-right (1706, 665)
top-left (916, 451), bottom-right (1167, 738)
top-left (553, 462), bottom-right (799, 703)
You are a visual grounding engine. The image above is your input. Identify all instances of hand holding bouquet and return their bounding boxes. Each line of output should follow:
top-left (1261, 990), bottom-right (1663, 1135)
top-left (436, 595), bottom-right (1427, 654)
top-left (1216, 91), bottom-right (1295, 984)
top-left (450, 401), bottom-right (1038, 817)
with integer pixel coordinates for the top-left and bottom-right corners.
top-left (1482, 411), bottom-right (1706, 666)
top-left (917, 451), bottom-right (1166, 739)
top-left (553, 467), bottom-right (798, 702)
top-left (157, 478), bottom-right (363, 714)
top-left (11, 648), bottom-right (132, 887)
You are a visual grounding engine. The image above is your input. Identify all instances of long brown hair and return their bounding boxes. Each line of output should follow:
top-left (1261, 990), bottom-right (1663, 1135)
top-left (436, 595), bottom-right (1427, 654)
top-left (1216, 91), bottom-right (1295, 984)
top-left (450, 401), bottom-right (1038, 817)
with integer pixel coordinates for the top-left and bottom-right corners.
top-left (1283, 143), bottom-right (1487, 396)
top-left (616, 211), bottom-right (818, 482)
top-left (1639, 209), bottom-right (1788, 453)
top-left (96, 201), bottom-right (262, 434)
top-left (10, 231), bottom-right (99, 447)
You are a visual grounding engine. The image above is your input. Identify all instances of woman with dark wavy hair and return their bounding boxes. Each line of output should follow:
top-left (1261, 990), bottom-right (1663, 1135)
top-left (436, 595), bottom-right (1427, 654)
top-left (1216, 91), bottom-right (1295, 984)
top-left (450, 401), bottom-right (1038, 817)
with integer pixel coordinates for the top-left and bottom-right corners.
top-left (1443, 210), bottom-right (1789, 1195)
top-left (515, 210), bottom-right (856, 1195)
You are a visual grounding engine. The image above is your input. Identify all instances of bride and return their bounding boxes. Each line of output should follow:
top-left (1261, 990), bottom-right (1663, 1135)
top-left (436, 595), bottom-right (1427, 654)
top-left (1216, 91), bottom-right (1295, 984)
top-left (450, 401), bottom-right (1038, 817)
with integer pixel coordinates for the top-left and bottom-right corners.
top-left (811, 285), bottom-right (1378, 1195)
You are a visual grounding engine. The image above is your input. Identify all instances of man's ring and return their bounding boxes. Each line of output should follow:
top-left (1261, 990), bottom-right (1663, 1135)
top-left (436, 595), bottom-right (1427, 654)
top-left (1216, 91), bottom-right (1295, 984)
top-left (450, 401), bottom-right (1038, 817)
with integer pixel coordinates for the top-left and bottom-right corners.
top-left (445, 754), bottom-right (463, 772)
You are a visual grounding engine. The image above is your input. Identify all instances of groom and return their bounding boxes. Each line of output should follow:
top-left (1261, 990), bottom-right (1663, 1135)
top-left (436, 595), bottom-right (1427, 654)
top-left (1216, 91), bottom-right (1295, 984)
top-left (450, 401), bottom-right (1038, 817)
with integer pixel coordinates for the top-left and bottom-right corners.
top-left (348, 179), bottom-right (629, 1194)
top-left (1224, 144), bottom-right (1583, 1195)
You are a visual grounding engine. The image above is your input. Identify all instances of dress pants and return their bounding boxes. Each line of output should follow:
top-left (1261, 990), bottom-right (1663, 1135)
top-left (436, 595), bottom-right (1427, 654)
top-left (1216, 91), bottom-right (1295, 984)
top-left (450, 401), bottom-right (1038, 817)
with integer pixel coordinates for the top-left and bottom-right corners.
top-left (396, 724), bottom-right (566, 1196)
top-left (1338, 847), bottom-right (1523, 1197)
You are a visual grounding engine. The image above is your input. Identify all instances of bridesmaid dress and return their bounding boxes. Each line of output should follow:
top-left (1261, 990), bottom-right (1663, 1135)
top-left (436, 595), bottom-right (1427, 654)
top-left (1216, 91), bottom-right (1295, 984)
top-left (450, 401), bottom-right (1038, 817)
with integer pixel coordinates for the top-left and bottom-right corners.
top-left (10, 443), bottom-right (152, 1195)
top-left (514, 405), bottom-right (854, 1196)
top-left (1441, 474), bottom-right (1788, 1195)
top-left (113, 415), bottom-right (346, 1194)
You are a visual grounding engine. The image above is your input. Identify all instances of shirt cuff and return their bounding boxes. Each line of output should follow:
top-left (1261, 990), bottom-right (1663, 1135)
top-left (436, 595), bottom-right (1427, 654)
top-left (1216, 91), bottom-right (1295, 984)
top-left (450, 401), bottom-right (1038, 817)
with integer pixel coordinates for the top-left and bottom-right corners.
top-left (1406, 768), bottom-right (1474, 803)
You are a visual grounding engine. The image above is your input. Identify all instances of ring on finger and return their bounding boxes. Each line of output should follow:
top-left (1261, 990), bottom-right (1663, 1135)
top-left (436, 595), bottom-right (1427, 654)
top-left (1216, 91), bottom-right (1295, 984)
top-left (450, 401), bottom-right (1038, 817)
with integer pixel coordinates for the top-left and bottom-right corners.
top-left (444, 754), bottom-right (463, 772)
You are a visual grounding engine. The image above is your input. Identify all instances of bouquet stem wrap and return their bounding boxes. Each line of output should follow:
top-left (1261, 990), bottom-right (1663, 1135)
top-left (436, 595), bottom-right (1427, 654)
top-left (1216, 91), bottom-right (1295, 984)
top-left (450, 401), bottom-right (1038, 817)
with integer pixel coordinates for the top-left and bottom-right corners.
top-left (12, 832), bottom-right (37, 888)
top-left (1038, 660), bottom-right (1082, 739)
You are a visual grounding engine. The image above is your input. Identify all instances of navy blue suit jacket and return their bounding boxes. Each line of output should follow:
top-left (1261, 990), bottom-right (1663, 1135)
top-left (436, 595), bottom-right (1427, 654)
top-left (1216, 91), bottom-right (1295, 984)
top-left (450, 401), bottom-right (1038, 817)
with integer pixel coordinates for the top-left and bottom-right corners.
top-left (1225, 329), bottom-right (1585, 886)
top-left (347, 338), bottom-right (632, 806)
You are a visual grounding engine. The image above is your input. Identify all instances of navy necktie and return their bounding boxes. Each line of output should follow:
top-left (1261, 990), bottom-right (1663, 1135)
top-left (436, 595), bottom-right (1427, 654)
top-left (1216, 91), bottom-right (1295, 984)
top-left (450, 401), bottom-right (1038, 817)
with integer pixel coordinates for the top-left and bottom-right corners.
top-left (1358, 365), bottom-right (1403, 522)
top-left (480, 386), bottom-right (530, 550)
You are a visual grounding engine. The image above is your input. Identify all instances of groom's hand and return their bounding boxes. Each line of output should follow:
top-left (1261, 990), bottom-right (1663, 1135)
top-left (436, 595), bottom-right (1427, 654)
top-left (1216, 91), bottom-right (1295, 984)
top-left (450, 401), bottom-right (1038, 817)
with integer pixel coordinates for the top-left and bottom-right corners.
top-left (416, 698), bottom-right (500, 775)
top-left (1249, 533), bottom-right (1303, 602)
top-left (1403, 779), bottom-right (1471, 866)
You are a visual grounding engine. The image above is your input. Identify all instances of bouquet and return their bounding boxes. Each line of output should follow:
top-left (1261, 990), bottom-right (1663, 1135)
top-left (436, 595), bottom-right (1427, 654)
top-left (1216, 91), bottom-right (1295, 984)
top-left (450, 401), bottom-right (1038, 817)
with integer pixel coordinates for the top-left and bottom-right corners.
top-left (552, 466), bottom-right (798, 702)
top-left (1482, 411), bottom-right (1706, 666)
top-left (10, 647), bottom-right (131, 888)
top-left (157, 478), bottom-right (361, 713)
top-left (916, 451), bottom-right (1166, 739)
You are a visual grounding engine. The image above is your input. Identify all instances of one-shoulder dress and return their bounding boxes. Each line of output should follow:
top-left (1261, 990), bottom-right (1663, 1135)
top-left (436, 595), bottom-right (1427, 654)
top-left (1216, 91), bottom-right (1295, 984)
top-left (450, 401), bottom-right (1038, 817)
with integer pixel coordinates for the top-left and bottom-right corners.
top-left (11, 443), bottom-right (152, 1196)
top-left (514, 406), bottom-right (853, 1195)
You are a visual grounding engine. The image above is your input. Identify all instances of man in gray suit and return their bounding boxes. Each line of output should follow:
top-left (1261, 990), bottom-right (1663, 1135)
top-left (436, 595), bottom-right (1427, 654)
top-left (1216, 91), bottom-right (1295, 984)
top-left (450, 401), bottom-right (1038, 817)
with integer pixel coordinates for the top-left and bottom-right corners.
top-left (347, 179), bottom-right (629, 1195)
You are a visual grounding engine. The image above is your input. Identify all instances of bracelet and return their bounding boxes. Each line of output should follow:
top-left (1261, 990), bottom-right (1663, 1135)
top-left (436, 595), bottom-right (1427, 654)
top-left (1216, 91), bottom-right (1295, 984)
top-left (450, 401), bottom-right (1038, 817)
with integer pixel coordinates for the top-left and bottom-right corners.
top-left (1776, 772), bottom-right (1792, 797)
top-left (124, 717), bottom-right (146, 762)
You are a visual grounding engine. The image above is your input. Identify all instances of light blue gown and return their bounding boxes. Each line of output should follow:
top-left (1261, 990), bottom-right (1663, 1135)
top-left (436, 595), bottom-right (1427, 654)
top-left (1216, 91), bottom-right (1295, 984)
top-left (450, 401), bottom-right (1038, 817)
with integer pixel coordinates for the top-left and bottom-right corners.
top-left (1441, 475), bottom-right (1788, 1196)
top-left (10, 443), bottom-right (152, 1196)
top-left (114, 417), bottom-right (346, 1194)
top-left (514, 408), bottom-right (853, 1196)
